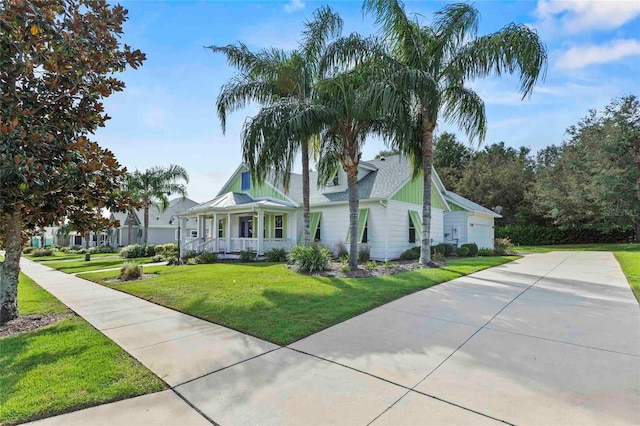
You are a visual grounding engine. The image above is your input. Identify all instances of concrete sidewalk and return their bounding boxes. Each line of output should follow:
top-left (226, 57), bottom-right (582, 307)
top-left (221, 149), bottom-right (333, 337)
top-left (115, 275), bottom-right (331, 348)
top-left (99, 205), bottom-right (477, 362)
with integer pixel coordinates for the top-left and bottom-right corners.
top-left (23, 252), bottom-right (640, 425)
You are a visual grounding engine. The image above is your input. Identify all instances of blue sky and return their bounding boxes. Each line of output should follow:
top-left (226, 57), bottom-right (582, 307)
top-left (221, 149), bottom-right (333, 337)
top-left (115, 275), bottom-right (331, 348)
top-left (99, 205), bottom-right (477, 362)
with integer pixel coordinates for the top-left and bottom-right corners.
top-left (95, 0), bottom-right (640, 202)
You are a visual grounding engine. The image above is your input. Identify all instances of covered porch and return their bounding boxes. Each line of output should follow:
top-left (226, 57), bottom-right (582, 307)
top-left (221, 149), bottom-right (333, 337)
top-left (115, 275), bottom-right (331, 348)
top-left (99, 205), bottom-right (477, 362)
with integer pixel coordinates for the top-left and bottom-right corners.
top-left (179, 192), bottom-right (298, 257)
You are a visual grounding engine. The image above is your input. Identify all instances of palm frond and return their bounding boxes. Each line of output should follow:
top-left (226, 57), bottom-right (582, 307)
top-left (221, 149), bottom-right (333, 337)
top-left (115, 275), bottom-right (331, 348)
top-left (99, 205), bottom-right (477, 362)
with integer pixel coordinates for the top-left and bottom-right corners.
top-left (441, 85), bottom-right (486, 143)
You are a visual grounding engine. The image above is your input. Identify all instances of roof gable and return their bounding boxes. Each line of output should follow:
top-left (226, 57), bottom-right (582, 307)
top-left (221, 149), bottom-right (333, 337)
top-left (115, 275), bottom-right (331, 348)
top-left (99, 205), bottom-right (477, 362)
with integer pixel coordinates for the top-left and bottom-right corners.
top-left (217, 164), bottom-right (296, 206)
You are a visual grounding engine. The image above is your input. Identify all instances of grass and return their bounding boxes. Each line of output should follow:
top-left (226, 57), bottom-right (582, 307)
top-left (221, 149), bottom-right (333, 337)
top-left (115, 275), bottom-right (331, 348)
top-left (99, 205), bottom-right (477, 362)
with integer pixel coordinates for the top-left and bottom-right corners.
top-left (80, 256), bottom-right (518, 345)
top-left (23, 252), bottom-right (118, 262)
top-left (517, 243), bottom-right (639, 303)
top-left (0, 274), bottom-right (166, 425)
top-left (45, 257), bottom-right (155, 274)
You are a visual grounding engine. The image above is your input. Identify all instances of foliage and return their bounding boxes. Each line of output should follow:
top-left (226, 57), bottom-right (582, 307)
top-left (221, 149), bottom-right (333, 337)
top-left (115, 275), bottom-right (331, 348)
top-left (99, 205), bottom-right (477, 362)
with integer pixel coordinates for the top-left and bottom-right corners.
top-left (31, 248), bottom-right (54, 257)
top-left (181, 250), bottom-right (198, 261)
top-left (335, 242), bottom-right (349, 258)
top-left (457, 247), bottom-right (470, 257)
top-left (120, 244), bottom-right (149, 259)
top-left (155, 243), bottom-right (178, 257)
top-left (288, 244), bottom-right (331, 273)
top-left (195, 252), bottom-right (219, 264)
top-left (433, 132), bottom-right (474, 189)
top-left (82, 257), bottom-right (517, 345)
top-left (22, 247), bottom-right (35, 254)
top-left (400, 246), bottom-right (421, 261)
top-left (441, 244), bottom-right (454, 257)
top-left (431, 251), bottom-right (446, 263)
top-left (364, 260), bottom-right (377, 271)
top-left (461, 243), bottom-right (479, 256)
top-left (478, 248), bottom-right (494, 256)
top-left (339, 254), bottom-right (350, 264)
top-left (265, 248), bottom-right (288, 262)
top-left (363, 0), bottom-right (547, 264)
top-left (496, 224), bottom-right (635, 246)
top-left (166, 256), bottom-right (179, 266)
top-left (375, 149), bottom-right (400, 159)
top-left (152, 255), bottom-right (165, 263)
top-left (88, 246), bottom-right (115, 254)
top-left (493, 238), bottom-right (516, 256)
top-left (338, 264), bottom-right (351, 274)
top-left (239, 250), bottom-right (257, 262)
top-left (358, 245), bottom-right (370, 263)
top-left (383, 260), bottom-right (395, 269)
top-left (0, 0), bottom-right (145, 324)
top-left (430, 244), bottom-right (447, 256)
top-left (120, 262), bottom-right (142, 281)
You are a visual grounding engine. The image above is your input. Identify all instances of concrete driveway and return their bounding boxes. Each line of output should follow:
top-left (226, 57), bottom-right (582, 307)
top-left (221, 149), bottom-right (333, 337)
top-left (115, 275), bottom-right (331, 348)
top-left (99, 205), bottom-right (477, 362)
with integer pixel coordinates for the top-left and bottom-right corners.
top-left (29, 251), bottom-right (639, 425)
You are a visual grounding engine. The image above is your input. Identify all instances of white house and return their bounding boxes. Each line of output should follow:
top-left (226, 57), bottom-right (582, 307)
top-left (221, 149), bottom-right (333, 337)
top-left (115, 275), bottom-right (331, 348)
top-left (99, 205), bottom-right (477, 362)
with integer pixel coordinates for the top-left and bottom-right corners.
top-left (180, 155), bottom-right (500, 260)
top-left (442, 191), bottom-right (502, 249)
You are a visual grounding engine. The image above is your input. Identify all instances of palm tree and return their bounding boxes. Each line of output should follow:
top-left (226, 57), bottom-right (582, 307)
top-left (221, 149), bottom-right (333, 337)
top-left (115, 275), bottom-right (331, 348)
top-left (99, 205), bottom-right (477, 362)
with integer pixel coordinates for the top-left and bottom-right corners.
top-left (128, 165), bottom-right (189, 245)
top-left (363, 0), bottom-right (547, 264)
top-left (55, 223), bottom-right (71, 247)
top-left (209, 6), bottom-right (342, 245)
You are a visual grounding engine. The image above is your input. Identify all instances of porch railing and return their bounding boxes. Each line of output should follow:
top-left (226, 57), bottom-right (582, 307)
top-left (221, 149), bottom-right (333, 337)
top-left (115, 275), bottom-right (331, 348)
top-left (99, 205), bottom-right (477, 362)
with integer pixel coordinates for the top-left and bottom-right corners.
top-left (185, 237), bottom-right (292, 254)
top-left (229, 238), bottom-right (258, 252)
top-left (182, 238), bottom-right (199, 253)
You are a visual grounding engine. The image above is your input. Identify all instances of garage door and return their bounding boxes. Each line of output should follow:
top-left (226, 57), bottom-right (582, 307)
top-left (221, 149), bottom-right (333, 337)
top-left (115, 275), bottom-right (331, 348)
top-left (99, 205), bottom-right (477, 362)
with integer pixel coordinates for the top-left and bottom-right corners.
top-left (468, 223), bottom-right (492, 248)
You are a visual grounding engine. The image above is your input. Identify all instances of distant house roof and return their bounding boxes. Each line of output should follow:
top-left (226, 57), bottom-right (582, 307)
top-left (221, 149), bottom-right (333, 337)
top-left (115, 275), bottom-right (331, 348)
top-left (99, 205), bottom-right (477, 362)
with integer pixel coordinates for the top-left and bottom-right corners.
top-left (188, 192), bottom-right (295, 213)
top-left (443, 191), bottom-right (502, 217)
top-left (111, 197), bottom-right (199, 227)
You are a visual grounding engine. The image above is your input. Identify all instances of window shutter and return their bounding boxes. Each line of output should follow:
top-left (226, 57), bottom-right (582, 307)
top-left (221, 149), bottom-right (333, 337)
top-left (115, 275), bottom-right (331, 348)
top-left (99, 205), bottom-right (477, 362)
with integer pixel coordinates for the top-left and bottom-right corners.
top-left (408, 210), bottom-right (422, 238)
top-left (346, 208), bottom-right (369, 243)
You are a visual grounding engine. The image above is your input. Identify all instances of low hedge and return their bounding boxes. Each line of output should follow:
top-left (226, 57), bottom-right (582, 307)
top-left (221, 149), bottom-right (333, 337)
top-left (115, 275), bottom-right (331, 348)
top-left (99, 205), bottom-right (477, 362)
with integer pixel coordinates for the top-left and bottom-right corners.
top-left (496, 224), bottom-right (635, 246)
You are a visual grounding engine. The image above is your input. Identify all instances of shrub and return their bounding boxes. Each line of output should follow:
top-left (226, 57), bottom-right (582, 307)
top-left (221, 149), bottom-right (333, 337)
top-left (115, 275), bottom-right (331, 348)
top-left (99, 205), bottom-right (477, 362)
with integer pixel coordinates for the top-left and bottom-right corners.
top-left (31, 248), bottom-right (54, 257)
top-left (69, 245), bottom-right (83, 251)
top-left (493, 238), bottom-right (516, 256)
top-left (288, 244), bottom-right (331, 273)
top-left (265, 248), bottom-right (287, 262)
top-left (364, 260), bottom-right (377, 271)
top-left (89, 245), bottom-right (114, 254)
top-left (120, 244), bottom-right (146, 258)
top-left (23, 247), bottom-right (35, 254)
top-left (478, 248), bottom-right (494, 256)
top-left (335, 241), bottom-right (349, 259)
top-left (152, 254), bottom-right (165, 263)
top-left (432, 251), bottom-right (446, 263)
top-left (457, 246), bottom-right (470, 257)
top-left (339, 254), bottom-right (350, 265)
top-left (383, 260), bottom-right (395, 269)
top-left (195, 252), bottom-right (219, 264)
top-left (441, 244), bottom-right (454, 256)
top-left (181, 250), bottom-right (198, 261)
top-left (120, 261), bottom-right (142, 281)
top-left (338, 264), bottom-right (351, 274)
top-left (461, 243), bottom-right (478, 256)
top-left (144, 245), bottom-right (156, 257)
top-left (239, 250), bottom-right (257, 262)
top-left (358, 245), bottom-right (370, 263)
top-left (400, 246), bottom-right (420, 260)
top-left (430, 244), bottom-right (446, 256)
top-left (186, 257), bottom-right (197, 265)
top-left (155, 243), bottom-right (178, 257)
top-left (166, 256), bottom-right (179, 266)
top-left (495, 224), bottom-right (634, 246)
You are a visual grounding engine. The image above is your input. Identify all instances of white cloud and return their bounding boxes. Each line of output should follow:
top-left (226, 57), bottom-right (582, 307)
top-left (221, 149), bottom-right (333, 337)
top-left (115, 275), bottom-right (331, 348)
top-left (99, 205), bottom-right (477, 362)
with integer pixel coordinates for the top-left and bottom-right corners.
top-left (556, 39), bottom-right (640, 69)
top-left (534, 0), bottom-right (640, 34)
top-left (143, 108), bottom-right (167, 129)
top-left (284, 0), bottom-right (305, 14)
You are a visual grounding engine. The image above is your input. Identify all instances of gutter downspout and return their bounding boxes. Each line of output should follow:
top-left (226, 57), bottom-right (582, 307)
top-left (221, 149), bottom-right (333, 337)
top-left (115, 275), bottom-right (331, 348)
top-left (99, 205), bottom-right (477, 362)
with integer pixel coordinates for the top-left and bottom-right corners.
top-left (380, 199), bottom-right (388, 261)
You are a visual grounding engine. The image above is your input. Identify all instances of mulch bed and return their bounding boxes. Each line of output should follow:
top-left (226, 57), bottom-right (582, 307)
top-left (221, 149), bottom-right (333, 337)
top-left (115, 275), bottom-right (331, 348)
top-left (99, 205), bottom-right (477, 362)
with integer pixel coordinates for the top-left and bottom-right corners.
top-left (105, 273), bottom-right (159, 284)
top-left (0, 313), bottom-right (75, 337)
top-left (287, 259), bottom-right (445, 278)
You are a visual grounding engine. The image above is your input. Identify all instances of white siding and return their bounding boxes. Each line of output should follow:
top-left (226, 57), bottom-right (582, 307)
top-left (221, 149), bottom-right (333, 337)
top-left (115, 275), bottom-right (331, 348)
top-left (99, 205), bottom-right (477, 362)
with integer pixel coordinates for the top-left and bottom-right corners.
top-left (467, 214), bottom-right (495, 249)
top-left (384, 200), bottom-right (444, 260)
top-left (443, 211), bottom-right (468, 247)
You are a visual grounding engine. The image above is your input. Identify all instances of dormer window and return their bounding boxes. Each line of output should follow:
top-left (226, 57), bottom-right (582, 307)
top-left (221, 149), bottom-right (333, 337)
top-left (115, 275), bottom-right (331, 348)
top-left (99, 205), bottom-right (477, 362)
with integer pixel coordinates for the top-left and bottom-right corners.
top-left (332, 173), bottom-right (339, 186)
top-left (241, 171), bottom-right (250, 190)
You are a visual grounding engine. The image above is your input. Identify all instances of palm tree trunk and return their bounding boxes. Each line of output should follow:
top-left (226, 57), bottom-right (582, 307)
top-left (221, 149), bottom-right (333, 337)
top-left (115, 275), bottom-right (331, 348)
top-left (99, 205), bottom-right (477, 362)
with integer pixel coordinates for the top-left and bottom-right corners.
top-left (0, 212), bottom-right (22, 324)
top-left (84, 232), bottom-right (90, 249)
top-left (301, 140), bottom-right (311, 245)
top-left (346, 165), bottom-right (359, 270)
top-left (420, 119), bottom-right (434, 265)
top-left (127, 209), bottom-right (134, 245)
top-left (143, 206), bottom-right (149, 245)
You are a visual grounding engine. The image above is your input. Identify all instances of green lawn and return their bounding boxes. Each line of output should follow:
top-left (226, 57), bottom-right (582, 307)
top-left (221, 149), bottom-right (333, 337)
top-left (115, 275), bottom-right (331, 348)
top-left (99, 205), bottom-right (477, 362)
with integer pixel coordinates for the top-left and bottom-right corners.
top-left (517, 243), bottom-right (639, 303)
top-left (80, 256), bottom-right (518, 345)
top-left (45, 257), bottom-right (155, 274)
top-left (23, 252), bottom-right (118, 262)
top-left (0, 274), bottom-right (166, 425)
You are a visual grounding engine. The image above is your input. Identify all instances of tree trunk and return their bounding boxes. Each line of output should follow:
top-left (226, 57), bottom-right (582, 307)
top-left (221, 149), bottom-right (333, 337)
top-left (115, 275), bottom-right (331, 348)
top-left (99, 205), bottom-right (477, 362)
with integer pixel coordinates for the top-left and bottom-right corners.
top-left (0, 212), bottom-right (22, 324)
top-left (420, 120), bottom-right (434, 266)
top-left (127, 209), bottom-right (134, 245)
top-left (636, 221), bottom-right (640, 243)
top-left (143, 206), bottom-right (149, 245)
top-left (84, 232), bottom-right (90, 249)
top-left (301, 139), bottom-right (311, 245)
top-left (346, 165), bottom-right (360, 270)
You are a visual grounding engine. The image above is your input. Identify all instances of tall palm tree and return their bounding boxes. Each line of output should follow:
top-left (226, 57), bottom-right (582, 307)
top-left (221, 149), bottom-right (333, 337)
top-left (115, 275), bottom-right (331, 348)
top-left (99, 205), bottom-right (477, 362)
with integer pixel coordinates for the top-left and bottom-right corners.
top-left (363, 0), bottom-right (547, 264)
top-left (55, 222), bottom-right (71, 247)
top-left (209, 6), bottom-right (342, 245)
top-left (128, 165), bottom-right (189, 245)
top-left (121, 173), bottom-right (142, 245)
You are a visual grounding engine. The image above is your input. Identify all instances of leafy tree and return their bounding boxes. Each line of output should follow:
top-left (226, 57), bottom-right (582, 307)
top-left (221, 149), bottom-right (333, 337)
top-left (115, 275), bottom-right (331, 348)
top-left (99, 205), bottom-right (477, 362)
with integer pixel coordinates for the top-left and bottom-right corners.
top-left (533, 95), bottom-right (640, 236)
top-left (375, 149), bottom-right (400, 159)
top-left (433, 132), bottom-right (474, 189)
top-left (363, 0), bottom-right (547, 264)
top-left (455, 142), bottom-right (535, 225)
top-left (210, 6), bottom-right (342, 246)
top-left (127, 165), bottom-right (189, 245)
top-left (0, 0), bottom-right (144, 324)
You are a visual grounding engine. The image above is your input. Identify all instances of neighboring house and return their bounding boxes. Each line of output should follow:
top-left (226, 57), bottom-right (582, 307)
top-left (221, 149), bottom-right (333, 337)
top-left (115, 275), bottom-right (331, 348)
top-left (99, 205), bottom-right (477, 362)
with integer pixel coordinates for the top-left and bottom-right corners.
top-left (442, 191), bottom-right (502, 249)
top-left (180, 155), bottom-right (501, 260)
top-left (109, 198), bottom-right (199, 247)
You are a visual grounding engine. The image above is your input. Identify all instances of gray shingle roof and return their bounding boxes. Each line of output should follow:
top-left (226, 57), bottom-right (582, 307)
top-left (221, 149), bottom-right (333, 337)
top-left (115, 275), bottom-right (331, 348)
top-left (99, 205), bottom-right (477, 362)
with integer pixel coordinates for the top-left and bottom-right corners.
top-left (444, 191), bottom-right (501, 217)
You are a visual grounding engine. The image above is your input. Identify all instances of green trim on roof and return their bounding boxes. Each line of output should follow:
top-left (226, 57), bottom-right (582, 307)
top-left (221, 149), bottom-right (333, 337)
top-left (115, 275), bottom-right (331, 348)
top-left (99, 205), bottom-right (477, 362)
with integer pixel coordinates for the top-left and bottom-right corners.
top-left (408, 210), bottom-right (422, 237)
top-left (391, 178), bottom-right (445, 209)
top-left (221, 167), bottom-right (290, 203)
top-left (346, 208), bottom-right (369, 243)
top-left (447, 201), bottom-right (466, 211)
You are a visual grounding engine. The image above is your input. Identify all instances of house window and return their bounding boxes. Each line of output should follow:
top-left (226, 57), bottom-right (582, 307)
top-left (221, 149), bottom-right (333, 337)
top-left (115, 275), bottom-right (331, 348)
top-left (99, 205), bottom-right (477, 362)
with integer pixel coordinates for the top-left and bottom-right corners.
top-left (362, 220), bottom-right (368, 243)
top-left (314, 221), bottom-right (321, 241)
top-left (218, 219), bottom-right (224, 238)
top-left (241, 171), bottom-right (250, 191)
top-left (189, 230), bottom-right (198, 238)
top-left (275, 215), bottom-right (283, 239)
top-left (332, 173), bottom-right (339, 186)
top-left (409, 216), bottom-right (416, 243)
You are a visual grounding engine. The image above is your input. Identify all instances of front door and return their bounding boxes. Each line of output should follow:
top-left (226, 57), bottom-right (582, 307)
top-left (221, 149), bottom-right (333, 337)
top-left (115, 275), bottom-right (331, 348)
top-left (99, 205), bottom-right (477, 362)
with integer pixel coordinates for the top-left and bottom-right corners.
top-left (239, 216), bottom-right (253, 238)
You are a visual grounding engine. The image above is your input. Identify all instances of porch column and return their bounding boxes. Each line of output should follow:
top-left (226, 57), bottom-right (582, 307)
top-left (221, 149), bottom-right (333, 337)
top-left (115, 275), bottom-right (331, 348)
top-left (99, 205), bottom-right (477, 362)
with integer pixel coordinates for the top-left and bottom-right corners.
top-left (257, 210), bottom-right (264, 255)
top-left (213, 213), bottom-right (218, 252)
top-left (198, 215), bottom-right (206, 242)
top-left (179, 218), bottom-right (187, 257)
top-left (226, 212), bottom-right (231, 253)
